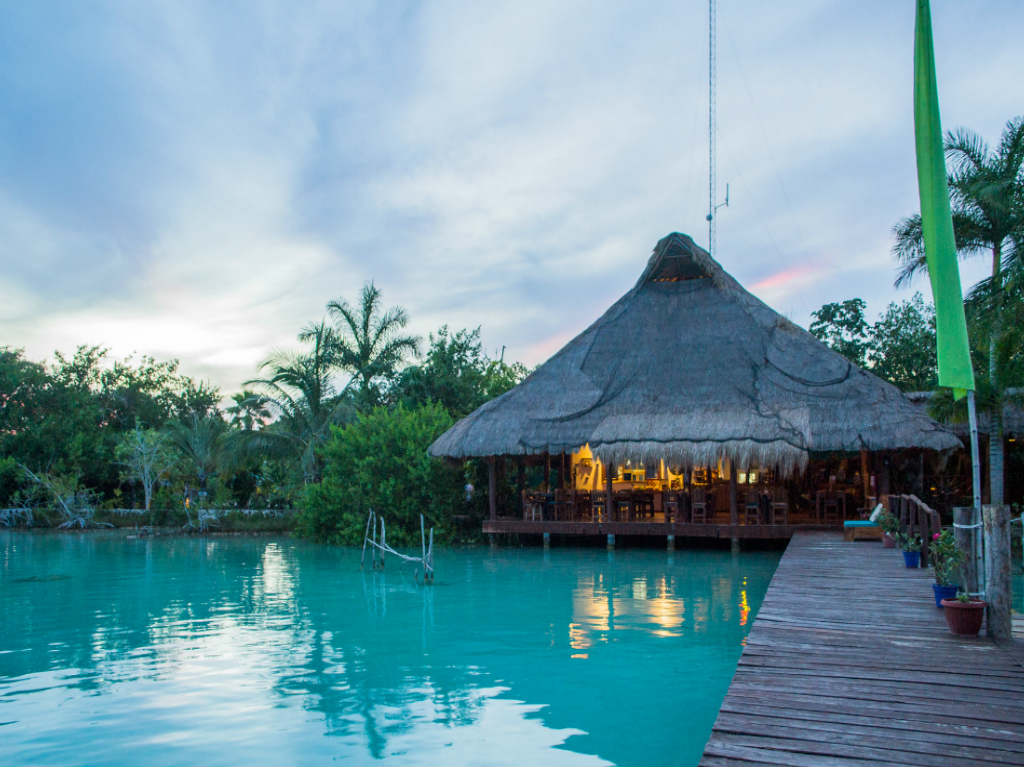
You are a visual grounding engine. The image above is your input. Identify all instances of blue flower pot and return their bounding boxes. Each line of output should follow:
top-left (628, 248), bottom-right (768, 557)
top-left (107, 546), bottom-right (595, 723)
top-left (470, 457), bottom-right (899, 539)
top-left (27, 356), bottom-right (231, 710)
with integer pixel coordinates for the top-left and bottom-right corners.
top-left (902, 550), bottom-right (920, 568)
top-left (933, 583), bottom-right (959, 608)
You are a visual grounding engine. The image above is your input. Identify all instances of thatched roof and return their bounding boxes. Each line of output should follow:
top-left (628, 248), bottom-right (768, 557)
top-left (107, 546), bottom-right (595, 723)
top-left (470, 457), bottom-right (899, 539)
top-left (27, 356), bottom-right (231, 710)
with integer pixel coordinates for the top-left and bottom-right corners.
top-left (429, 233), bottom-right (960, 475)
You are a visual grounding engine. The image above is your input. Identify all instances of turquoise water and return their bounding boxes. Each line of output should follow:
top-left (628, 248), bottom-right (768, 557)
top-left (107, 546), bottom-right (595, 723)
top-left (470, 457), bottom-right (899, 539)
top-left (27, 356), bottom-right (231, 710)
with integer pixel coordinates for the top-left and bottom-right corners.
top-left (0, 533), bottom-right (779, 766)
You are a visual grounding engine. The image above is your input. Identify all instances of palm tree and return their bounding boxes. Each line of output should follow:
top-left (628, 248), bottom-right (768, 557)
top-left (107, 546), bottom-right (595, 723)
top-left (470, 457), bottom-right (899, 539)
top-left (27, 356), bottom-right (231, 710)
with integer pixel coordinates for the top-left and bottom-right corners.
top-left (226, 389), bottom-right (271, 431)
top-left (893, 116), bottom-right (1024, 505)
top-left (326, 282), bottom-right (420, 409)
top-left (245, 320), bottom-right (354, 483)
top-left (164, 412), bottom-right (229, 500)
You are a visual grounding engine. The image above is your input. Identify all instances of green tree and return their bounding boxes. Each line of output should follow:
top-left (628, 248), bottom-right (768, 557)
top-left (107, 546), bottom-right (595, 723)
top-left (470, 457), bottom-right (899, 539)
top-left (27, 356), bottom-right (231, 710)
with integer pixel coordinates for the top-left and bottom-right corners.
top-left (297, 402), bottom-right (460, 545)
top-left (245, 321), bottom-right (355, 484)
top-left (327, 283), bottom-right (420, 409)
top-left (809, 299), bottom-right (871, 368)
top-left (870, 293), bottom-right (938, 391)
top-left (893, 117), bottom-right (1024, 505)
top-left (393, 326), bottom-right (529, 419)
top-left (115, 426), bottom-right (174, 511)
top-left (226, 389), bottom-right (271, 431)
top-left (164, 412), bottom-right (228, 499)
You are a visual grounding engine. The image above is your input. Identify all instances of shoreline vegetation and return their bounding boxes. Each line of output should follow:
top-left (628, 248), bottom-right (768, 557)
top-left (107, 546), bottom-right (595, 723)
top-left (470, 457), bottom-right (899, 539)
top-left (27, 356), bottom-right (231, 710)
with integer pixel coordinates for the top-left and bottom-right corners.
top-left (4, 278), bottom-right (1011, 543)
top-left (0, 277), bottom-right (1010, 544)
top-left (1, 507), bottom-right (297, 534)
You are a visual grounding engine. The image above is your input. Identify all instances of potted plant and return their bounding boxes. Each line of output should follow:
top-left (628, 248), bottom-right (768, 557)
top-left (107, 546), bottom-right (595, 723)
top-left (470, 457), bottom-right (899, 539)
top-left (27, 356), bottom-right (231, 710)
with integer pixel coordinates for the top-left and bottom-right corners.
top-left (895, 532), bottom-right (921, 567)
top-left (940, 591), bottom-right (986, 636)
top-left (929, 528), bottom-right (964, 607)
top-left (876, 510), bottom-right (899, 548)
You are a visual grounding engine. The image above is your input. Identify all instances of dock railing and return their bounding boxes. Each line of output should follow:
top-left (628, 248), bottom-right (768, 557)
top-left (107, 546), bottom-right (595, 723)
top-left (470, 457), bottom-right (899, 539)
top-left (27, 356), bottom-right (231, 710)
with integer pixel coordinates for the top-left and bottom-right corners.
top-left (883, 493), bottom-right (941, 567)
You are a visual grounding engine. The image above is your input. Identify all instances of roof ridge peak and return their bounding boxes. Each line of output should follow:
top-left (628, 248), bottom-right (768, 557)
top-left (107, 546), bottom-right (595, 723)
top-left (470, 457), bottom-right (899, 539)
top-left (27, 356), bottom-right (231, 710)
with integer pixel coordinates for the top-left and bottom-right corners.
top-left (636, 232), bottom-right (725, 288)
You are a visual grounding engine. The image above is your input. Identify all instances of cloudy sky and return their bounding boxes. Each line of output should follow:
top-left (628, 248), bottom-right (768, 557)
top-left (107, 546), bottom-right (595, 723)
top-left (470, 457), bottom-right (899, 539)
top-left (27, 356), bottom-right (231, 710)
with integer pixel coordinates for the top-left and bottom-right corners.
top-left (3, 1), bottom-right (1021, 394)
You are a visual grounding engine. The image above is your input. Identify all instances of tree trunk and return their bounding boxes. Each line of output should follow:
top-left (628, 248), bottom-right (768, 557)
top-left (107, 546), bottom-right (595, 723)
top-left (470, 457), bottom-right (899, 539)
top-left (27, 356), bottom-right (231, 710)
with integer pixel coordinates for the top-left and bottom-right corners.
top-left (989, 402), bottom-right (1005, 506)
top-left (988, 242), bottom-right (1004, 505)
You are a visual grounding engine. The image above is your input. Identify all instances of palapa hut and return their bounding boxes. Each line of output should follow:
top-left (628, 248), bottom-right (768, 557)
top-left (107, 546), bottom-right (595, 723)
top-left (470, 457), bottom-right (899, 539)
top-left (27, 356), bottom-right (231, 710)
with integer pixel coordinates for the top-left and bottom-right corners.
top-left (430, 232), bottom-right (960, 541)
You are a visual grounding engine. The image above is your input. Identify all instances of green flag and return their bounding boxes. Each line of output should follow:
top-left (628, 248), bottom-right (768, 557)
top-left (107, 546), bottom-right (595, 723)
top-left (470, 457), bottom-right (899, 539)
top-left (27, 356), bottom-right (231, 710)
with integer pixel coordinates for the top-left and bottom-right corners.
top-left (914, 0), bottom-right (974, 396)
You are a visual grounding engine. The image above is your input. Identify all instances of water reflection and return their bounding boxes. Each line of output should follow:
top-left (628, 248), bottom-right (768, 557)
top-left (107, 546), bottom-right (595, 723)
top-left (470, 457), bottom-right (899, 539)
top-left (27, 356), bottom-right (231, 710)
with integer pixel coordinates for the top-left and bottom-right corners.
top-left (0, 533), bottom-right (778, 766)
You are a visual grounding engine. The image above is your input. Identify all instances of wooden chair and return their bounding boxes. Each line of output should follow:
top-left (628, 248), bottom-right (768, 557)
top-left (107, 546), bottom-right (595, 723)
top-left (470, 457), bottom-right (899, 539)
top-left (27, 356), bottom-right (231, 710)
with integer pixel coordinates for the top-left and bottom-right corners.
top-left (691, 488), bottom-right (712, 523)
top-left (522, 490), bottom-right (545, 521)
top-left (575, 490), bottom-right (592, 521)
top-left (553, 489), bottom-right (574, 521)
top-left (822, 492), bottom-right (843, 525)
top-left (613, 490), bottom-right (632, 521)
top-left (663, 491), bottom-right (680, 524)
top-left (769, 486), bottom-right (789, 524)
top-left (743, 491), bottom-right (761, 525)
top-left (633, 491), bottom-right (655, 520)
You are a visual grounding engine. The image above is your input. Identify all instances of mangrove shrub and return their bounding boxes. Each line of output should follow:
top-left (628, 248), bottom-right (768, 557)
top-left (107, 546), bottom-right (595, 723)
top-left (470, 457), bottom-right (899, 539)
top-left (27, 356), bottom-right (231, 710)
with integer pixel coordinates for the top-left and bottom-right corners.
top-left (297, 402), bottom-right (462, 545)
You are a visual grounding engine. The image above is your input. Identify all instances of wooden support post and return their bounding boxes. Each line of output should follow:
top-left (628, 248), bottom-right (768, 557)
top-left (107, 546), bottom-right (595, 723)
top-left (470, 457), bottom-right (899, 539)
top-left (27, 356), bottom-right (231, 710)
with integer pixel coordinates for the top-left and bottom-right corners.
top-left (728, 459), bottom-right (738, 526)
top-left (544, 452), bottom-right (551, 491)
top-left (496, 457), bottom-right (505, 517)
top-left (666, 534), bottom-right (675, 551)
top-left (983, 504), bottom-right (1012, 643)
top-left (606, 533), bottom-right (615, 550)
top-left (543, 532), bottom-right (551, 548)
top-left (860, 448), bottom-right (870, 508)
top-left (728, 459), bottom-right (738, 549)
top-left (606, 461), bottom-right (615, 522)
top-left (487, 456), bottom-right (497, 522)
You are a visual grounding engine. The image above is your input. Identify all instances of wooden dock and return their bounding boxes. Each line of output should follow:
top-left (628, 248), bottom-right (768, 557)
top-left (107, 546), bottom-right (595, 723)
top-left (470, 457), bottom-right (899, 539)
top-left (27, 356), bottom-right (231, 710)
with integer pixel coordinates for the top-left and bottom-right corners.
top-left (702, 532), bottom-right (1024, 767)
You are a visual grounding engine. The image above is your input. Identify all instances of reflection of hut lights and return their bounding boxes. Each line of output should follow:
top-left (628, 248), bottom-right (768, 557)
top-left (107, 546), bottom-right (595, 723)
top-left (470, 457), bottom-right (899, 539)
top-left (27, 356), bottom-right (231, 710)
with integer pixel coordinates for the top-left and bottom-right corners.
top-left (633, 578), bottom-right (648, 600)
top-left (739, 589), bottom-right (750, 626)
top-left (568, 622), bottom-right (591, 650)
top-left (650, 596), bottom-right (682, 633)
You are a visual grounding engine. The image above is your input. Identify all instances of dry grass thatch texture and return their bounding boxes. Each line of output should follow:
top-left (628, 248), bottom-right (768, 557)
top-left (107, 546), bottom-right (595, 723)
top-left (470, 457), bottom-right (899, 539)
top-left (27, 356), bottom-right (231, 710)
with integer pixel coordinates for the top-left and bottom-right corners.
top-left (429, 233), bottom-right (960, 475)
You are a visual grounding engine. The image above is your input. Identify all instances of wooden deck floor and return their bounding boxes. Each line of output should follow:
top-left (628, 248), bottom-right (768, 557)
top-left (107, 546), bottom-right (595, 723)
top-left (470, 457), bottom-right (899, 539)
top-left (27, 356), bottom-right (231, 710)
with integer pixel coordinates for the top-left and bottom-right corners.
top-left (483, 518), bottom-right (837, 540)
top-left (702, 532), bottom-right (1024, 767)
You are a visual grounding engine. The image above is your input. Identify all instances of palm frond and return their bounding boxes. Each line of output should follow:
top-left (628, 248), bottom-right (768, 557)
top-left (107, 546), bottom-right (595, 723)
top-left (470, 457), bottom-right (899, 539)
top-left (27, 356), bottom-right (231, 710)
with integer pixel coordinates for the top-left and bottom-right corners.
top-left (945, 127), bottom-right (989, 176)
top-left (892, 215), bottom-right (926, 287)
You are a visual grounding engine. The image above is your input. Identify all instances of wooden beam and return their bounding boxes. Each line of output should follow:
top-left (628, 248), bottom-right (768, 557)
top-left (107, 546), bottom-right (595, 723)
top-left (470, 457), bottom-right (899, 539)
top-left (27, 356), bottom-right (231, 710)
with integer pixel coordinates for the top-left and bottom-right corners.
top-left (606, 459), bottom-right (615, 522)
top-left (860, 448), bottom-right (871, 508)
top-left (487, 456), bottom-right (497, 521)
top-left (729, 459), bottom-right (738, 527)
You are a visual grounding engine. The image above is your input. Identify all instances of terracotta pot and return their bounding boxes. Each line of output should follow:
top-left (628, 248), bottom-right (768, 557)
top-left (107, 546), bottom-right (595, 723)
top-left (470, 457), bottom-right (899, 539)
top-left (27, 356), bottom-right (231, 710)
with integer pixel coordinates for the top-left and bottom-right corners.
top-left (882, 533), bottom-right (896, 548)
top-left (940, 598), bottom-right (986, 636)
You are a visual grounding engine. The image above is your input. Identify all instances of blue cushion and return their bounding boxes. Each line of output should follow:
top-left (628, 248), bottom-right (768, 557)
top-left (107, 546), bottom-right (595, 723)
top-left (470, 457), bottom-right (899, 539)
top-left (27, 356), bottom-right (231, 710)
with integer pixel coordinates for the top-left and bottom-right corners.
top-left (843, 520), bottom-right (879, 528)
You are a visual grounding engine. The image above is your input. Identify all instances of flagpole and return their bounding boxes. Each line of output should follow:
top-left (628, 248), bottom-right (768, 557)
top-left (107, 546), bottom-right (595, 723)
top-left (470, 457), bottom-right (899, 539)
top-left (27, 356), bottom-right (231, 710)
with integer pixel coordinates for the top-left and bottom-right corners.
top-left (966, 388), bottom-right (984, 595)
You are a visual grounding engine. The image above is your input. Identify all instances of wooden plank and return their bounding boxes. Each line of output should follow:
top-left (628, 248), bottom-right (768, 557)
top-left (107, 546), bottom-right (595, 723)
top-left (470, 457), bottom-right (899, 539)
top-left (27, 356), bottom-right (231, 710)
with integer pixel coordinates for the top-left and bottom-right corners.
top-left (701, 531), bottom-right (1024, 766)
top-left (718, 699), bottom-right (1024, 746)
top-left (712, 714), bottom-right (1021, 765)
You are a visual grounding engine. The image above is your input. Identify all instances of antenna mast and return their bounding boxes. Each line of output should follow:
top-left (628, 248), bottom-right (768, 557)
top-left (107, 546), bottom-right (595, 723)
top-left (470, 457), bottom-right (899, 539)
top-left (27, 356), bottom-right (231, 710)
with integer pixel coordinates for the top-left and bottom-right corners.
top-left (706, 0), bottom-right (728, 255)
